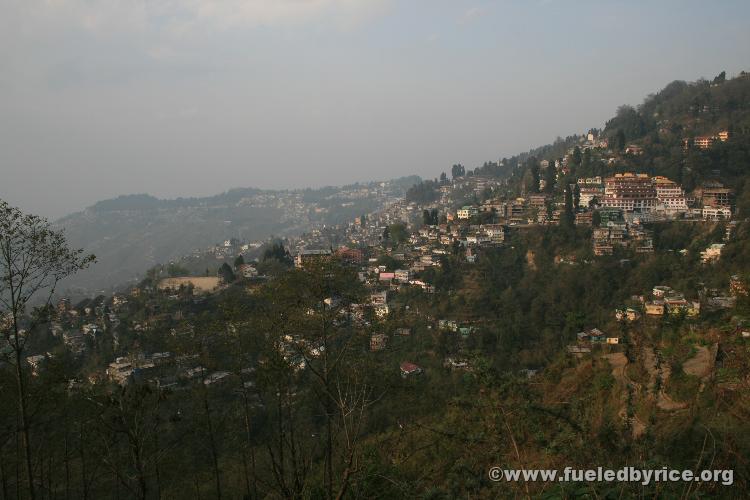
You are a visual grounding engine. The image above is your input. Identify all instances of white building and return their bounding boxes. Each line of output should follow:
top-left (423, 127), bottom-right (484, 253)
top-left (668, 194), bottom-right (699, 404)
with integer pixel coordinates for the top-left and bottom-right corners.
top-left (702, 206), bottom-right (732, 220)
top-left (653, 177), bottom-right (688, 212)
top-left (456, 206), bottom-right (478, 220)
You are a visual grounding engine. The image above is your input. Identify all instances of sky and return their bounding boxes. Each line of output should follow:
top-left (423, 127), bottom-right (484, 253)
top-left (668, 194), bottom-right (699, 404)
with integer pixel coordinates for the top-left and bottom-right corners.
top-left (1, 0), bottom-right (749, 220)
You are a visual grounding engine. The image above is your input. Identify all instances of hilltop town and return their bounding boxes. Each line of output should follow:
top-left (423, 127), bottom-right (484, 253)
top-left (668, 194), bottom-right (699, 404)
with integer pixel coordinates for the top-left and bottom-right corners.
top-left (32, 125), bottom-right (746, 391)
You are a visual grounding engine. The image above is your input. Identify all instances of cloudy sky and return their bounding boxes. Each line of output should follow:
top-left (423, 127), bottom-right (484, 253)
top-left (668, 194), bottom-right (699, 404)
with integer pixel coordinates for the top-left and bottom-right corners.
top-left (1, 0), bottom-right (749, 219)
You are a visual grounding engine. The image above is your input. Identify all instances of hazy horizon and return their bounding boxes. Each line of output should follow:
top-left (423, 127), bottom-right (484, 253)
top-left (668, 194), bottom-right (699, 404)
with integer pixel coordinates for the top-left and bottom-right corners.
top-left (2, 0), bottom-right (750, 219)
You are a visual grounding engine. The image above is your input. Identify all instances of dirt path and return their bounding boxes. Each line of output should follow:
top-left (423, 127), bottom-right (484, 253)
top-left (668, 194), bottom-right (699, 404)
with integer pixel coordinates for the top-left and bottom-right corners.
top-left (604, 352), bottom-right (647, 438)
top-left (656, 363), bottom-right (688, 411)
top-left (643, 347), bottom-right (688, 411)
top-left (683, 344), bottom-right (718, 379)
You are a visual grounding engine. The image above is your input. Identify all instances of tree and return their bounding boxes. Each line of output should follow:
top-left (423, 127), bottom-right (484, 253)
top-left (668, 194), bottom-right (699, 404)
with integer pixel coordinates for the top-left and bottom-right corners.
top-left (451, 164), bottom-right (465, 179)
top-left (614, 130), bottom-right (626, 152)
top-left (93, 384), bottom-right (166, 500)
top-left (405, 180), bottom-right (439, 204)
top-left (259, 261), bottom-right (376, 500)
top-left (607, 105), bottom-right (647, 142)
top-left (525, 157), bottom-right (540, 193)
top-left (388, 223), bottom-right (409, 246)
top-left (571, 147), bottom-right (582, 168)
top-left (581, 148), bottom-right (593, 176)
top-left (592, 210), bottom-right (602, 227)
top-left (167, 263), bottom-right (189, 277)
top-left (562, 184), bottom-right (575, 229)
top-left (218, 263), bottom-right (235, 283)
top-left (713, 71), bottom-right (726, 85)
top-left (262, 241), bottom-right (292, 267)
top-left (0, 200), bottom-right (95, 499)
top-left (422, 209), bottom-right (438, 226)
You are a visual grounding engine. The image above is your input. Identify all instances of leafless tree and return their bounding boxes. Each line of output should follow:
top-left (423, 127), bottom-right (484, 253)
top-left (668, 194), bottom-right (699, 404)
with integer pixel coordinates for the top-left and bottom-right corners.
top-left (0, 200), bottom-right (94, 499)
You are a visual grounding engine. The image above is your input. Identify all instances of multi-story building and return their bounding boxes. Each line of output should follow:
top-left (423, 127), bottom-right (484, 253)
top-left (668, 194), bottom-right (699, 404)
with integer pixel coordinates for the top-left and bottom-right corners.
top-left (575, 212), bottom-right (593, 226)
top-left (528, 194), bottom-right (548, 209)
top-left (577, 176), bottom-right (603, 186)
top-left (699, 184), bottom-right (732, 208)
top-left (598, 208), bottom-right (624, 225)
top-left (394, 269), bottom-right (412, 282)
top-left (602, 173), bottom-right (657, 211)
top-left (579, 185), bottom-right (604, 208)
top-left (456, 205), bottom-right (478, 220)
top-left (593, 242), bottom-right (613, 256)
top-left (481, 224), bottom-right (505, 242)
top-left (683, 132), bottom-right (728, 150)
top-left (509, 200), bottom-right (526, 222)
top-left (294, 249), bottom-right (332, 268)
top-left (693, 136), bottom-right (715, 149)
top-left (653, 176), bottom-right (688, 211)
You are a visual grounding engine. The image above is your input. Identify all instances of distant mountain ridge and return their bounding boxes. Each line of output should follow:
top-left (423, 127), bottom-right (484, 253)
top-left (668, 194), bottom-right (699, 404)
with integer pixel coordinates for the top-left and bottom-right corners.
top-left (56, 177), bottom-right (420, 297)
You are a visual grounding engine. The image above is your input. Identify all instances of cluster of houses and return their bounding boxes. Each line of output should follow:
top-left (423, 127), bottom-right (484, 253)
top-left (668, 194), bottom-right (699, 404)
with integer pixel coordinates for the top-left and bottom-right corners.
top-left (642, 286), bottom-right (701, 317)
top-left (411, 222), bottom-right (505, 264)
top-left (682, 130), bottom-right (730, 150)
top-left (591, 209), bottom-right (655, 256)
top-left (49, 297), bottom-right (112, 358)
top-left (10, 126), bottom-right (747, 388)
top-left (274, 334), bottom-right (325, 373)
top-left (438, 320), bottom-right (476, 337)
top-left (105, 351), bottom-right (255, 392)
top-left (165, 179), bottom-right (413, 274)
top-left (641, 278), bottom-right (746, 316)
top-left (578, 173), bottom-right (733, 221)
top-left (567, 328), bottom-right (620, 356)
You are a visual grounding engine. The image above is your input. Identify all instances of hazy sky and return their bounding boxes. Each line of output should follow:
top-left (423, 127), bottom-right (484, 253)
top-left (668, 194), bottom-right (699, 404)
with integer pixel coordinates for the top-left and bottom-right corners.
top-left (1, 0), bottom-right (749, 219)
